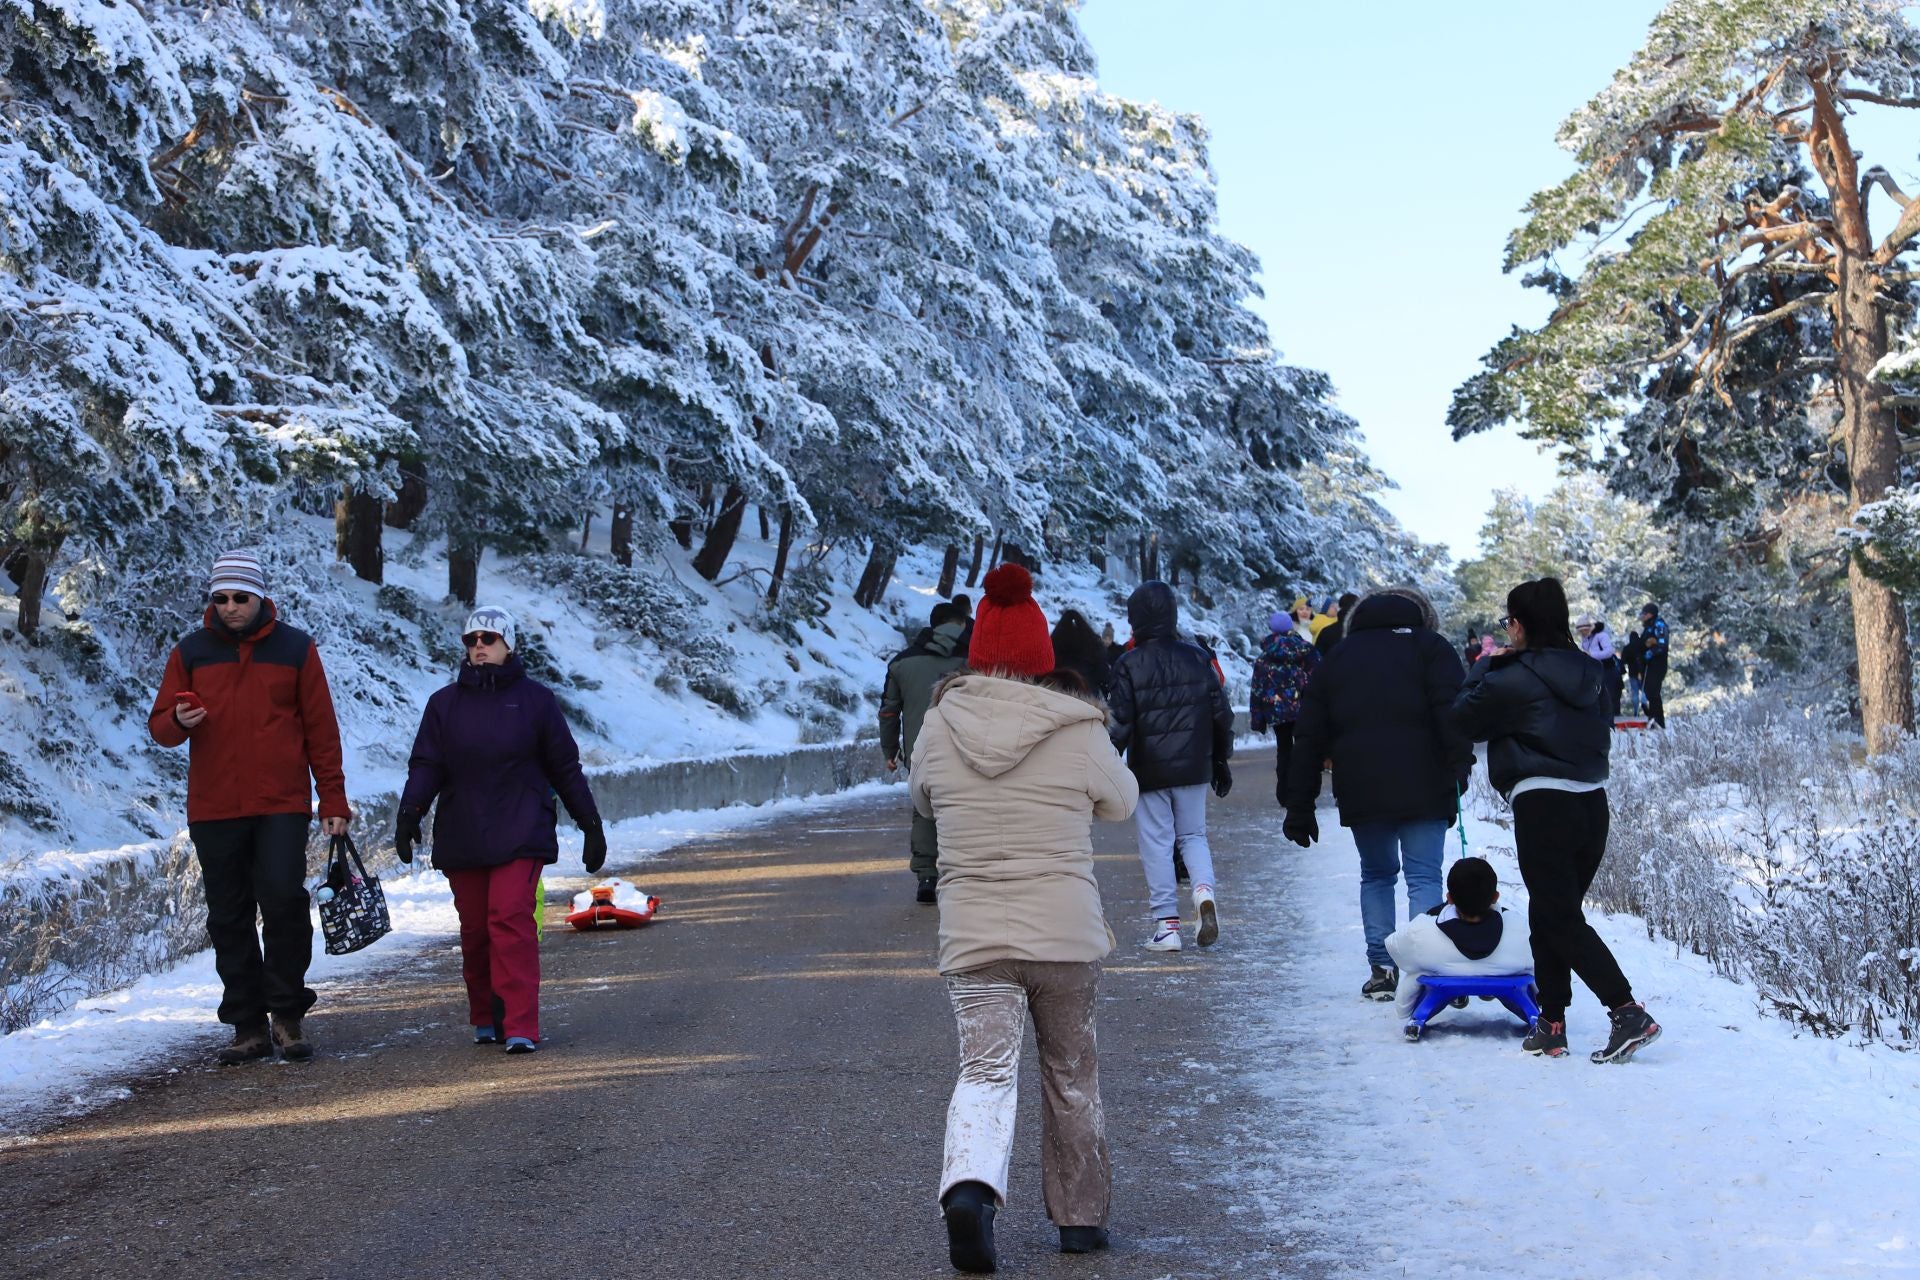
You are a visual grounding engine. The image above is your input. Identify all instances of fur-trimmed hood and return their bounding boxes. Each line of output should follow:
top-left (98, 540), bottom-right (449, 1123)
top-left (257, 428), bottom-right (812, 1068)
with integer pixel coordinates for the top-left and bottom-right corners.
top-left (929, 671), bottom-right (1109, 780)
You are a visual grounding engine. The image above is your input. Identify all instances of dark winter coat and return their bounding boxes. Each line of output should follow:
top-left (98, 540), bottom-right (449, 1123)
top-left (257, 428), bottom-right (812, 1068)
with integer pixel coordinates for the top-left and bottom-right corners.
top-left (1285, 593), bottom-right (1473, 827)
top-left (1314, 618), bottom-right (1346, 655)
top-left (399, 655), bottom-right (600, 871)
top-left (1450, 647), bottom-right (1611, 798)
top-left (1623, 630), bottom-right (1646, 679)
top-left (880, 621), bottom-right (968, 762)
top-left (1107, 582), bottom-right (1233, 792)
top-left (148, 600), bottom-right (350, 824)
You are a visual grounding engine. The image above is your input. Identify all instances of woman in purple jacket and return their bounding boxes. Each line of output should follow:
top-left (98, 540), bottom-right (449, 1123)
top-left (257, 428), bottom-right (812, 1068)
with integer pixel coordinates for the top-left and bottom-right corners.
top-left (395, 607), bottom-right (607, 1052)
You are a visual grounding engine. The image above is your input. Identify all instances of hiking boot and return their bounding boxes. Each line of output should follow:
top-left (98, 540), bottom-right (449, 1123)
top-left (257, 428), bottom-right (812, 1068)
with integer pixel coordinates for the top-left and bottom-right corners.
top-left (1360, 965), bottom-right (1397, 1001)
top-left (942, 1181), bottom-right (997, 1273)
top-left (217, 1022), bottom-right (273, 1066)
top-left (473, 1025), bottom-right (502, 1045)
top-left (1059, 1225), bottom-right (1109, 1253)
top-left (1192, 885), bottom-right (1219, 947)
top-left (1522, 1016), bottom-right (1568, 1058)
top-left (270, 1013), bottom-right (313, 1062)
top-left (1145, 918), bottom-right (1182, 952)
top-left (504, 1036), bottom-right (538, 1054)
top-left (1590, 1001), bottom-right (1661, 1064)
top-left (916, 876), bottom-right (938, 904)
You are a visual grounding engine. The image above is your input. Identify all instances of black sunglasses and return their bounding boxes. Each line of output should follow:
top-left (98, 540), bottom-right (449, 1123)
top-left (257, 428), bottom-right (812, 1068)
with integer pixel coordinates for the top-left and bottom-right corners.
top-left (1499, 615), bottom-right (1516, 627)
top-left (463, 631), bottom-right (504, 648)
top-left (209, 592), bottom-right (255, 606)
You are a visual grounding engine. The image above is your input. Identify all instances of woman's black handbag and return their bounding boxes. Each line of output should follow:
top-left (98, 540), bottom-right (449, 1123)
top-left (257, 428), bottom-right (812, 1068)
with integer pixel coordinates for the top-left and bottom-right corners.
top-left (317, 834), bottom-right (392, 955)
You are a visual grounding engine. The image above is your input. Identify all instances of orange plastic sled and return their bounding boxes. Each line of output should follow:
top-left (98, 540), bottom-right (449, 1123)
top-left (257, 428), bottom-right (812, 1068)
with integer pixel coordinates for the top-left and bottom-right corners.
top-left (565, 884), bottom-right (662, 930)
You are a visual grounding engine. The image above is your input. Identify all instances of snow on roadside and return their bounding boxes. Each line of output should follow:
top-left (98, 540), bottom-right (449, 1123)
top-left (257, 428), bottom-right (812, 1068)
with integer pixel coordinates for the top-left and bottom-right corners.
top-left (1215, 802), bottom-right (1920, 1278)
top-left (0, 783), bottom-right (891, 1147)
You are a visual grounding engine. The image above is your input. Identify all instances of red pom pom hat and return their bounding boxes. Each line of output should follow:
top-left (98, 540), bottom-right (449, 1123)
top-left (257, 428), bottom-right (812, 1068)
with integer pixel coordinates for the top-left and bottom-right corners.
top-left (968, 564), bottom-right (1055, 678)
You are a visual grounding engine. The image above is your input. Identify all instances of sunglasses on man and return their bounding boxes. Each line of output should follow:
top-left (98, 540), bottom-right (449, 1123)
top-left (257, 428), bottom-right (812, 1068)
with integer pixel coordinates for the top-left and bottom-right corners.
top-left (209, 592), bottom-right (255, 606)
top-left (463, 631), bottom-right (504, 648)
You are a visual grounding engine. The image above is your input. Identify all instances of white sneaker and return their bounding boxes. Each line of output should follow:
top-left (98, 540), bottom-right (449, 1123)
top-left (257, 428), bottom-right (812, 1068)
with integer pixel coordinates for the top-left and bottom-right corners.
top-left (1192, 885), bottom-right (1219, 947)
top-left (1146, 918), bottom-right (1182, 952)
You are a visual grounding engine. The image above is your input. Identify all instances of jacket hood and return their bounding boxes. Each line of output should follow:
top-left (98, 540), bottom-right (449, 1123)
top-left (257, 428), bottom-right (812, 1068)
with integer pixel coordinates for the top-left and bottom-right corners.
top-left (458, 652), bottom-right (528, 690)
top-left (924, 620), bottom-right (965, 658)
top-left (931, 673), bottom-right (1106, 779)
top-left (1498, 647), bottom-right (1603, 708)
top-left (1259, 630), bottom-right (1310, 662)
top-left (1348, 592), bottom-right (1426, 635)
top-left (1127, 581), bottom-right (1178, 642)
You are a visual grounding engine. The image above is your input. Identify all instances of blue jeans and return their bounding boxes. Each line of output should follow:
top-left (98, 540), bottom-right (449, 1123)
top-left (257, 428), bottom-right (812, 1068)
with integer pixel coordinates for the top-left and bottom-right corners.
top-left (1349, 820), bottom-right (1447, 967)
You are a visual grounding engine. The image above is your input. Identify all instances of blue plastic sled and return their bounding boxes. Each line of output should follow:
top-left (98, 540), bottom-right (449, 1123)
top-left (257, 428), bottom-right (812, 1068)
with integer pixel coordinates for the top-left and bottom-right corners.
top-left (1403, 973), bottom-right (1539, 1042)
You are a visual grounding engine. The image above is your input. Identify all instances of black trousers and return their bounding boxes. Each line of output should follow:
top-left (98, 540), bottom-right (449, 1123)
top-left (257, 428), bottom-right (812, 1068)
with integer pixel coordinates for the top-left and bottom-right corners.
top-left (1272, 720), bottom-right (1297, 806)
top-left (190, 813), bottom-right (317, 1026)
top-left (1642, 655), bottom-right (1667, 728)
top-left (1512, 789), bottom-right (1632, 1019)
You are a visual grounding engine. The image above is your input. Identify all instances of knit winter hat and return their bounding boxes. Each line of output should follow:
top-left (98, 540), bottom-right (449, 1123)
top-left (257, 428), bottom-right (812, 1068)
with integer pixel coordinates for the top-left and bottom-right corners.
top-left (208, 549), bottom-right (266, 596)
top-left (967, 564), bottom-right (1054, 678)
top-left (1269, 611), bottom-right (1294, 634)
top-left (1291, 596), bottom-right (1310, 614)
top-left (462, 605), bottom-right (517, 652)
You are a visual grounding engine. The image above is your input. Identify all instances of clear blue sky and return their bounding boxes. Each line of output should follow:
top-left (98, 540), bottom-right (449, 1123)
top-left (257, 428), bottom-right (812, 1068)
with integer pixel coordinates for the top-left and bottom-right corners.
top-left (1076, 0), bottom-right (1667, 561)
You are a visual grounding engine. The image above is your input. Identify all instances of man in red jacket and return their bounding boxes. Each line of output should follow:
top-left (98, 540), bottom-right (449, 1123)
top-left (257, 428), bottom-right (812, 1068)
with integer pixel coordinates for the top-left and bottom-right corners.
top-left (148, 550), bottom-right (351, 1065)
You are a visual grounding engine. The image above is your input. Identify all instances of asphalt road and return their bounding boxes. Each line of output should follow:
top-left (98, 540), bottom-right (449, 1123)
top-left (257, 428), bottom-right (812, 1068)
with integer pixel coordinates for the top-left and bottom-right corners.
top-left (0, 748), bottom-right (1323, 1279)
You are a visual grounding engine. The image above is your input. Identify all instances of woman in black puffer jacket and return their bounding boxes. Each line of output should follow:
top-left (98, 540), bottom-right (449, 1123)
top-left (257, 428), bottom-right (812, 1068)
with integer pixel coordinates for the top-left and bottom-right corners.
top-left (1451, 577), bottom-right (1661, 1065)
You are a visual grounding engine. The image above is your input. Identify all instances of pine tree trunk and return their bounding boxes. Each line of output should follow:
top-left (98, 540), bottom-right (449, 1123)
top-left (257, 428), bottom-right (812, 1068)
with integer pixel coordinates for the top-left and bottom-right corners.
top-left (344, 490), bottom-right (384, 584)
top-left (610, 504), bottom-right (634, 568)
top-left (767, 504), bottom-right (796, 606)
top-left (579, 512), bottom-right (592, 552)
top-left (872, 550), bottom-right (898, 609)
top-left (1836, 252), bottom-right (1915, 750)
top-left (759, 506), bottom-right (771, 541)
top-left (1142, 531), bottom-right (1160, 581)
top-left (936, 544), bottom-right (960, 598)
top-left (965, 532), bottom-right (985, 588)
top-left (448, 535), bottom-right (479, 606)
top-left (854, 542), bottom-right (889, 608)
top-left (335, 488), bottom-right (350, 559)
top-left (692, 484), bottom-right (747, 581)
top-left (385, 465), bottom-right (428, 529)
top-left (669, 514), bottom-right (695, 550)
top-left (1810, 80), bottom-right (1917, 752)
top-left (988, 533), bottom-right (1004, 573)
top-left (14, 544), bottom-right (51, 639)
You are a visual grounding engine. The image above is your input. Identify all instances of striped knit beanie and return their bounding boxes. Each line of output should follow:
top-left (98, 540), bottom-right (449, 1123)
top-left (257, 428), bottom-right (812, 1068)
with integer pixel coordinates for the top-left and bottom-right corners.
top-left (208, 550), bottom-right (266, 596)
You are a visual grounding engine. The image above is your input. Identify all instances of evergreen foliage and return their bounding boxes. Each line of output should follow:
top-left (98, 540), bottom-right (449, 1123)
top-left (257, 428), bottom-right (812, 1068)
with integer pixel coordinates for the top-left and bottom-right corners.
top-left (1449, 0), bottom-right (1920, 747)
top-left (1, 0), bottom-right (1425, 642)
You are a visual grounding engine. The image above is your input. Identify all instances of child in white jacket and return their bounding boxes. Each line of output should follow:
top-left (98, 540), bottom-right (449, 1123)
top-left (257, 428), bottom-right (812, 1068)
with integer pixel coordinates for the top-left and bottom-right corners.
top-left (1385, 857), bottom-right (1533, 1019)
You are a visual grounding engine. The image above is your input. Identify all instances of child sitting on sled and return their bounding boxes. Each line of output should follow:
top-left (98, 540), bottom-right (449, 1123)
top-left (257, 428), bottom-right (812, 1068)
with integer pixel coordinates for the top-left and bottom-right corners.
top-left (1384, 857), bottom-right (1532, 1019)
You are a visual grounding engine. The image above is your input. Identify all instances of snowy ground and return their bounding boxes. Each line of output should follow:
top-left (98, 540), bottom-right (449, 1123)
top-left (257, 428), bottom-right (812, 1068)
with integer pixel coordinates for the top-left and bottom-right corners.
top-left (1221, 799), bottom-right (1920, 1278)
top-left (0, 784), bottom-right (890, 1146)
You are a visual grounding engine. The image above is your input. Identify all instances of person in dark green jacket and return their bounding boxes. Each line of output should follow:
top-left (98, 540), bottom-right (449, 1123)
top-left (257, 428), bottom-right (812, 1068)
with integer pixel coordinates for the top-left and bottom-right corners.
top-left (881, 604), bottom-right (970, 901)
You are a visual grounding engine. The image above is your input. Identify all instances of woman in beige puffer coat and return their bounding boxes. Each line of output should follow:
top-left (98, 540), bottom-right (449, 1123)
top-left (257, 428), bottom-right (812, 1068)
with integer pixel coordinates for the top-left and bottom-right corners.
top-left (909, 564), bottom-right (1139, 1273)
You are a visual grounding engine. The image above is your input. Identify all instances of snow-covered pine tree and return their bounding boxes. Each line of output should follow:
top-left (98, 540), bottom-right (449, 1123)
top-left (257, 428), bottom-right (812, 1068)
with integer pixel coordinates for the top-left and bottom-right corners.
top-left (1449, 0), bottom-right (1920, 750)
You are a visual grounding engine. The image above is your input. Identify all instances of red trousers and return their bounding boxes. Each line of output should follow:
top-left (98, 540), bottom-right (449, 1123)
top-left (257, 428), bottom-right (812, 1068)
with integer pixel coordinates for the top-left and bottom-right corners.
top-left (447, 858), bottom-right (544, 1041)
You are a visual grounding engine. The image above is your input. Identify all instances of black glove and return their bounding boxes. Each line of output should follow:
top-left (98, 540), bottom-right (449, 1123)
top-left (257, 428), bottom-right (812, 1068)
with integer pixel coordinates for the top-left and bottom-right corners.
top-left (1211, 760), bottom-right (1233, 799)
top-left (394, 806), bottom-right (422, 865)
top-left (1283, 808), bottom-right (1319, 848)
top-left (582, 819), bottom-right (608, 875)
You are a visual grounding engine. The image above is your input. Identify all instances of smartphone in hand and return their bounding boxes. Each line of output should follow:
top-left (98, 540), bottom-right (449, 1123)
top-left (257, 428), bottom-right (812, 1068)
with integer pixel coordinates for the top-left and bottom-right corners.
top-left (174, 691), bottom-right (204, 711)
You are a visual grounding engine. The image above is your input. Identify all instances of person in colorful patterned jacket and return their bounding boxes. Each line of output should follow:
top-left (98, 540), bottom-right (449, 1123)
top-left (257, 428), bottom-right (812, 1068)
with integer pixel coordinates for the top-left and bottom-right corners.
top-left (396, 607), bottom-right (605, 1053)
top-left (1249, 612), bottom-right (1320, 804)
top-left (147, 549), bottom-right (351, 1066)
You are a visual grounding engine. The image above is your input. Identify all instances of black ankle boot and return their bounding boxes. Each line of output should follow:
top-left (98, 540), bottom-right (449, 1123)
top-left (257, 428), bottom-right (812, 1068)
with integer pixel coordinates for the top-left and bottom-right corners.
top-left (1059, 1225), bottom-right (1109, 1253)
top-left (942, 1180), bottom-right (997, 1273)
